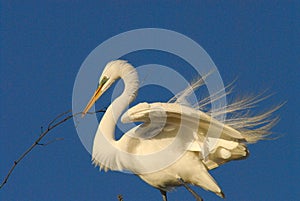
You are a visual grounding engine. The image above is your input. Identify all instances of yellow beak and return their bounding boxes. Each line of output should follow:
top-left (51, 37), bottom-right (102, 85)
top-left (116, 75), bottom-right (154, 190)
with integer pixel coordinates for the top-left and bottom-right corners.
top-left (82, 84), bottom-right (104, 117)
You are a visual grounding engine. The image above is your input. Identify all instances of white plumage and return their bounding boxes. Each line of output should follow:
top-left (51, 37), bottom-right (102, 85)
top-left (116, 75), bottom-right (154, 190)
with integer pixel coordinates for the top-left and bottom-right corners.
top-left (82, 60), bottom-right (279, 201)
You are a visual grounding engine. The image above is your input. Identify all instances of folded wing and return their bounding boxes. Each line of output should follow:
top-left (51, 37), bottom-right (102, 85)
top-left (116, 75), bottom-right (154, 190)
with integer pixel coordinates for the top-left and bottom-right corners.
top-left (121, 102), bottom-right (249, 170)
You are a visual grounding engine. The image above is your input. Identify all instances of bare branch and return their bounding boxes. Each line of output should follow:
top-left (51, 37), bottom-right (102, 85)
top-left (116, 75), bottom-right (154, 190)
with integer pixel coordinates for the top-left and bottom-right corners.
top-left (0, 109), bottom-right (106, 189)
top-left (36, 138), bottom-right (64, 146)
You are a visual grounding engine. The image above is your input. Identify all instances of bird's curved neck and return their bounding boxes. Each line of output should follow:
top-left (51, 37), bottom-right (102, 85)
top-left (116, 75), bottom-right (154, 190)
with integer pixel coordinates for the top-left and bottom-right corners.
top-left (98, 65), bottom-right (139, 143)
top-left (92, 62), bottom-right (138, 171)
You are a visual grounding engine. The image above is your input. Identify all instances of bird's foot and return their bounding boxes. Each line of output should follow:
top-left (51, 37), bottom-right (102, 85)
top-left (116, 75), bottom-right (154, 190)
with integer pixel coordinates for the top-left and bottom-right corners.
top-left (160, 189), bottom-right (167, 201)
top-left (178, 178), bottom-right (203, 201)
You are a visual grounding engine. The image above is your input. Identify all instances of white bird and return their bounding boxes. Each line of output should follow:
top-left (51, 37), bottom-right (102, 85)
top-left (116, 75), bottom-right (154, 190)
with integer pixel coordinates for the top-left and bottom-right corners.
top-left (82, 60), bottom-right (279, 201)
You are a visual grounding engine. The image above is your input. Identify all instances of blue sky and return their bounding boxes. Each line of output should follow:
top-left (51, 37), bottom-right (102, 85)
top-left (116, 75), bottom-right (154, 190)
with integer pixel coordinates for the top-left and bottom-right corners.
top-left (1, 1), bottom-right (299, 201)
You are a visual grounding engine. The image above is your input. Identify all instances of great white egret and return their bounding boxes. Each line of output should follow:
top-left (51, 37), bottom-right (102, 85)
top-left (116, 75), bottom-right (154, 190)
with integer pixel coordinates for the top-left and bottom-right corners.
top-left (82, 60), bottom-right (279, 201)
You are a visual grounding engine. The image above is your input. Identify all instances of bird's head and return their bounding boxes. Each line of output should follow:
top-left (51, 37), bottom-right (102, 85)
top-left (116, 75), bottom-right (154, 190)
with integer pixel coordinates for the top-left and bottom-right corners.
top-left (82, 60), bottom-right (127, 117)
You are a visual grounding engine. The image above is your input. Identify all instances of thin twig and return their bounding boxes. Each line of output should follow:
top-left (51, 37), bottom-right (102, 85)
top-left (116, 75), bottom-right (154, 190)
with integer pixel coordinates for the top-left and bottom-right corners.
top-left (36, 138), bottom-right (64, 146)
top-left (0, 109), bottom-right (106, 189)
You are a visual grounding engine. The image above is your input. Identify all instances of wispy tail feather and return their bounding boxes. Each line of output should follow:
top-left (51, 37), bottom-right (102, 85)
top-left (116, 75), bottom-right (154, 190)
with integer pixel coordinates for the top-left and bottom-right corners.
top-left (170, 72), bottom-right (283, 144)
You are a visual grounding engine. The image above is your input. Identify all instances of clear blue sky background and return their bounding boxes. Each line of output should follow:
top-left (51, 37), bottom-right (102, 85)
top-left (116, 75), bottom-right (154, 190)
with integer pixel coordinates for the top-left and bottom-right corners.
top-left (1, 1), bottom-right (299, 201)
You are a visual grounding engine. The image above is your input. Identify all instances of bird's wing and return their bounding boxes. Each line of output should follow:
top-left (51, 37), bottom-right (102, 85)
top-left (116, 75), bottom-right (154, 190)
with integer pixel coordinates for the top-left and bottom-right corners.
top-left (121, 102), bottom-right (245, 141)
top-left (121, 102), bottom-right (249, 170)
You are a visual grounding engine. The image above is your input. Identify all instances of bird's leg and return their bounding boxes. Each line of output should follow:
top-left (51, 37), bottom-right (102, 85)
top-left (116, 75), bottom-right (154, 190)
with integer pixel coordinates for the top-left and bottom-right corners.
top-left (160, 189), bottom-right (167, 201)
top-left (178, 178), bottom-right (203, 201)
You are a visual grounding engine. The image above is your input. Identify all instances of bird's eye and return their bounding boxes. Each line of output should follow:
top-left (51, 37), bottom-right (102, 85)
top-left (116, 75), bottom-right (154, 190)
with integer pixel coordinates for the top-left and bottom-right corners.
top-left (100, 76), bottom-right (109, 86)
